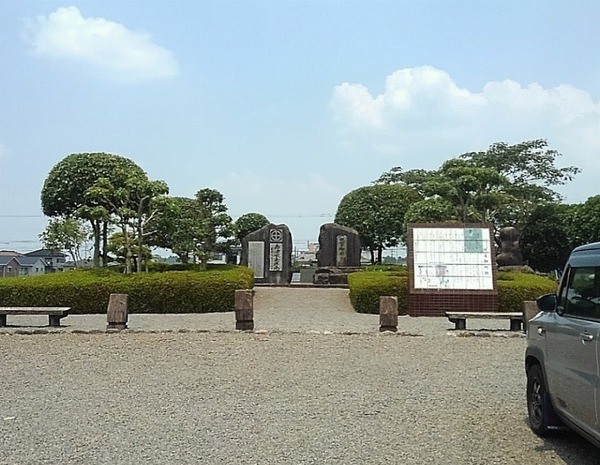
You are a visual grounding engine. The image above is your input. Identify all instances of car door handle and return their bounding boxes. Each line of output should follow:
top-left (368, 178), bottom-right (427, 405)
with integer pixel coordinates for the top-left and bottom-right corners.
top-left (537, 326), bottom-right (546, 336)
top-left (580, 332), bottom-right (594, 341)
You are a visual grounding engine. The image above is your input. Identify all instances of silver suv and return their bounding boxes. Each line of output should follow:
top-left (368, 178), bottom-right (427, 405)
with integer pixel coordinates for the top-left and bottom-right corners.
top-left (525, 241), bottom-right (600, 447)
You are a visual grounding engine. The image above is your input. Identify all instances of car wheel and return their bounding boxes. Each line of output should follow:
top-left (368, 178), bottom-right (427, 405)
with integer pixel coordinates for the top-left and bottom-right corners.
top-left (527, 363), bottom-right (558, 436)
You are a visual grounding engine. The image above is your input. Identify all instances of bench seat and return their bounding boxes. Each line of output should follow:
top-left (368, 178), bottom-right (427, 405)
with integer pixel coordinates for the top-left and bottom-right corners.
top-left (0, 307), bottom-right (71, 327)
top-left (446, 311), bottom-right (523, 331)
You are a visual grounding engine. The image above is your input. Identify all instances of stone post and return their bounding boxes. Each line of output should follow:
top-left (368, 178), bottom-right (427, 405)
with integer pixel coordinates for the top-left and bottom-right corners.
top-left (107, 293), bottom-right (128, 330)
top-left (235, 289), bottom-right (254, 331)
top-left (379, 296), bottom-right (398, 332)
top-left (522, 300), bottom-right (539, 333)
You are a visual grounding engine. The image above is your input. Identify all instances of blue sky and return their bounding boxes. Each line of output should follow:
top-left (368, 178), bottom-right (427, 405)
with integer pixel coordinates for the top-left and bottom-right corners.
top-left (1, 0), bottom-right (598, 253)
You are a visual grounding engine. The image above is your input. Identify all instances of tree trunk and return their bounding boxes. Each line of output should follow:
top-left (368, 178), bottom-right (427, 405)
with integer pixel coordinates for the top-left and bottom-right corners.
top-left (102, 221), bottom-right (109, 267)
top-left (377, 247), bottom-right (383, 264)
top-left (370, 248), bottom-right (375, 265)
top-left (92, 220), bottom-right (100, 267)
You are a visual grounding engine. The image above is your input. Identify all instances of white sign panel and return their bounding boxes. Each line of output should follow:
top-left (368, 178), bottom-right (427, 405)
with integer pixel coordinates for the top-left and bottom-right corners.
top-left (412, 227), bottom-right (493, 290)
top-left (248, 241), bottom-right (265, 278)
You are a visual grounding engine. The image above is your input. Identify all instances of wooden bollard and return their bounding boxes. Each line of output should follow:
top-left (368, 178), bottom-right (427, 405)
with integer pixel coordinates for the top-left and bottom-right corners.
top-left (235, 289), bottom-right (254, 331)
top-left (107, 293), bottom-right (129, 330)
top-left (379, 296), bottom-right (398, 332)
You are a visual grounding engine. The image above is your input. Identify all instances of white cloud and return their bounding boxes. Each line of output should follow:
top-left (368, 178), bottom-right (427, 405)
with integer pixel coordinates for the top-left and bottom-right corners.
top-left (23, 6), bottom-right (178, 82)
top-left (330, 65), bottom-right (600, 202)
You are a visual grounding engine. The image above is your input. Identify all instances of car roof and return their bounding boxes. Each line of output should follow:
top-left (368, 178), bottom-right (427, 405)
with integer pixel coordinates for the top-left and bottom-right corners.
top-left (569, 242), bottom-right (600, 267)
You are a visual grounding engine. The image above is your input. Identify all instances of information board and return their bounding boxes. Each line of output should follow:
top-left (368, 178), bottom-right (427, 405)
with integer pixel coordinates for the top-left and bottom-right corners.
top-left (412, 227), bottom-right (494, 290)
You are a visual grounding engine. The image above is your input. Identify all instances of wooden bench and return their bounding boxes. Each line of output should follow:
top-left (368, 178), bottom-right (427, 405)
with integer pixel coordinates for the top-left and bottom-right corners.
top-left (446, 311), bottom-right (523, 331)
top-left (0, 307), bottom-right (71, 327)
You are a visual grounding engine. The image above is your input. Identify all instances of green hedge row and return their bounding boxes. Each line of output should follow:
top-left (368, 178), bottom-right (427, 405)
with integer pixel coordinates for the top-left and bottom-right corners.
top-left (0, 266), bottom-right (255, 314)
top-left (348, 269), bottom-right (557, 314)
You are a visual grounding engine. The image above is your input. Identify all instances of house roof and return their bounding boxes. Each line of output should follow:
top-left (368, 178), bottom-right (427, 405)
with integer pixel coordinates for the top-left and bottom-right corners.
top-left (0, 256), bottom-right (46, 267)
top-left (0, 250), bottom-right (24, 256)
top-left (25, 248), bottom-right (66, 258)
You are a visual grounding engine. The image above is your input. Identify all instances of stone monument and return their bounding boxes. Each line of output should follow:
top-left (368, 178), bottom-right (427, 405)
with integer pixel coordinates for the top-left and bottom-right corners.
top-left (313, 223), bottom-right (362, 285)
top-left (241, 223), bottom-right (293, 284)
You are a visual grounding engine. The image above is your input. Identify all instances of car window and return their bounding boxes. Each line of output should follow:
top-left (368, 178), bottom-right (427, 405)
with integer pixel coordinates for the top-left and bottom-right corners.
top-left (558, 266), bottom-right (600, 319)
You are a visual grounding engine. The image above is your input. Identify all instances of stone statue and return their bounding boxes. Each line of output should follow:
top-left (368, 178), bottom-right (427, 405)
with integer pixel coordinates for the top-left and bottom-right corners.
top-left (496, 226), bottom-right (523, 267)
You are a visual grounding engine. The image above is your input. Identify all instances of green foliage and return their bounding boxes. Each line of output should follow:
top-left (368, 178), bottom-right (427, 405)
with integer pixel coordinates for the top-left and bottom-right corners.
top-left (41, 153), bottom-right (151, 267)
top-left (195, 188), bottom-right (234, 265)
top-left (348, 271), bottom-right (409, 314)
top-left (234, 213), bottom-right (270, 243)
top-left (0, 267), bottom-right (254, 314)
top-left (521, 203), bottom-right (574, 272)
top-left (496, 271), bottom-right (557, 312)
top-left (39, 217), bottom-right (90, 264)
top-left (569, 195), bottom-right (600, 245)
top-left (376, 139), bottom-right (579, 235)
top-left (404, 197), bottom-right (458, 225)
top-left (147, 196), bottom-right (201, 263)
top-left (348, 270), bottom-right (557, 314)
top-left (335, 184), bottom-right (421, 263)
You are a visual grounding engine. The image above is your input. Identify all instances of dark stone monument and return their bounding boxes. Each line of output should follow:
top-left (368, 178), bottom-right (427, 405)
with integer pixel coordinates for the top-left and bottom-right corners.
top-left (316, 223), bottom-right (361, 267)
top-left (496, 226), bottom-right (524, 267)
top-left (313, 223), bottom-right (362, 285)
top-left (241, 223), bottom-right (293, 284)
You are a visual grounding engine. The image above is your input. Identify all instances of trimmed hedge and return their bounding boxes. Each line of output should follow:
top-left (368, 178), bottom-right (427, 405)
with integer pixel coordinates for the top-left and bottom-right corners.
top-left (348, 269), bottom-right (557, 314)
top-left (348, 270), bottom-right (409, 315)
top-left (0, 266), bottom-right (254, 314)
top-left (496, 271), bottom-right (557, 312)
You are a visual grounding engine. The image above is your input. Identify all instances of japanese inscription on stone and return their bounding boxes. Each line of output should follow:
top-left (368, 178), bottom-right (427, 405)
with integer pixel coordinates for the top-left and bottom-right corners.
top-left (269, 229), bottom-right (283, 272)
top-left (336, 235), bottom-right (348, 267)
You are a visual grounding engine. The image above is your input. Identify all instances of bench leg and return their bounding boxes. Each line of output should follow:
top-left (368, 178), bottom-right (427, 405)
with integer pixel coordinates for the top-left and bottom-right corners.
top-left (49, 315), bottom-right (61, 327)
top-left (0, 314), bottom-right (6, 327)
top-left (510, 319), bottom-right (522, 332)
top-left (449, 318), bottom-right (466, 330)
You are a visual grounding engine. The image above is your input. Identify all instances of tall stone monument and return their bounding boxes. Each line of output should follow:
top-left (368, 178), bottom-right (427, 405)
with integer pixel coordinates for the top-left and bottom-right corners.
top-left (316, 223), bottom-right (361, 267)
top-left (241, 223), bottom-right (293, 284)
top-left (313, 223), bottom-right (362, 285)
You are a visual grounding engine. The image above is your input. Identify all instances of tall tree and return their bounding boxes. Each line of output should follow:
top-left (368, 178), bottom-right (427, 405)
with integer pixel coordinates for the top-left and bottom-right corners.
top-left (41, 153), bottom-right (146, 266)
top-left (376, 139), bottom-right (580, 236)
top-left (85, 176), bottom-right (168, 273)
top-left (147, 197), bottom-right (204, 264)
top-left (39, 217), bottom-right (90, 266)
top-left (521, 203), bottom-right (574, 272)
top-left (194, 189), bottom-right (233, 269)
top-left (335, 184), bottom-right (421, 264)
top-left (234, 213), bottom-right (270, 244)
top-left (568, 195), bottom-right (600, 246)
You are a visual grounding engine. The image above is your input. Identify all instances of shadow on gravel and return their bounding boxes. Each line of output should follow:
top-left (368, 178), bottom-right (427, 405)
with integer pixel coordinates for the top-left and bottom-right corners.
top-left (534, 429), bottom-right (600, 464)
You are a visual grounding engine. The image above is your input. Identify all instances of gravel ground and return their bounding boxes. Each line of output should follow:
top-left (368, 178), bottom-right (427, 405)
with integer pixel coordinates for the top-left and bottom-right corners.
top-left (1, 288), bottom-right (598, 464)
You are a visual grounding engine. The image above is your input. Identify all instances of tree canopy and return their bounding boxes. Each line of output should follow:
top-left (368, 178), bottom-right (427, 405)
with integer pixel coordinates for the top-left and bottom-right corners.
top-left (234, 213), bottom-right (270, 243)
top-left (41, 153), bottom-right (149, 266)
top-left (376, 139), bottom-right (580, 235)
top-left (335, 184), bottom-right (421, 263)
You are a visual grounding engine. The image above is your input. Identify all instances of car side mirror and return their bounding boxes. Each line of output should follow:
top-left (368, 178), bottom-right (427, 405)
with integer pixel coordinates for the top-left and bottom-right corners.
top-left (536, 294), bottom-right (558, 313)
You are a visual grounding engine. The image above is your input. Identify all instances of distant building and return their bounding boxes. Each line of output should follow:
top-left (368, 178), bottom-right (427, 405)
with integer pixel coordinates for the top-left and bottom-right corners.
top-left (0, 250), bottom-right (23, 257)
top-left (0, 256), bottom-right (47, 277)
top-left (25, 249), bottom-right (67, 272)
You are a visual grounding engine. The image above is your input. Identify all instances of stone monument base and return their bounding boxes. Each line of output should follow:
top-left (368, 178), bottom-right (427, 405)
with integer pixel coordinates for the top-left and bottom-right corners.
top-left (312, 267), bottom-right (362, 285)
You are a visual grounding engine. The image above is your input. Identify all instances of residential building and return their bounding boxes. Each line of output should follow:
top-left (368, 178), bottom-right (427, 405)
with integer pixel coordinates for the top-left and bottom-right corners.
top-left (25, 249), bottom-right (67, 272)
top-left (0, 256), bottom-right (47, 277)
